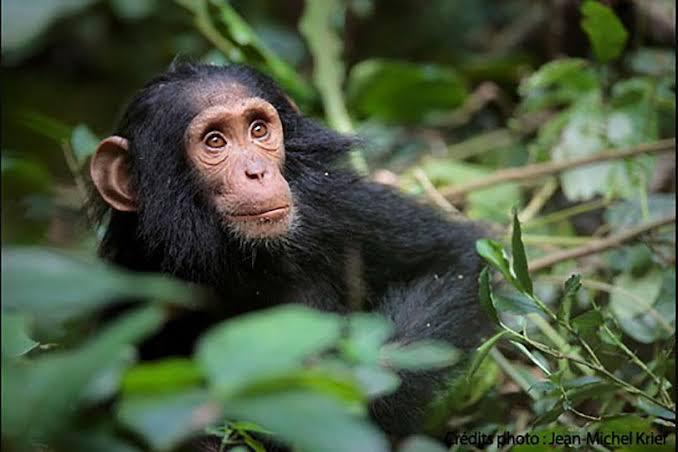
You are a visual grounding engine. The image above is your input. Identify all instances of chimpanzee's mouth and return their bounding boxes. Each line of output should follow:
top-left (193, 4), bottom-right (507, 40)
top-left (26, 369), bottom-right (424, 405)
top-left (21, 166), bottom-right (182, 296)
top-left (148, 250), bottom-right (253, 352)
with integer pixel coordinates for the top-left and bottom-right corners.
top-left (229, 205), bottom-right (290, 222)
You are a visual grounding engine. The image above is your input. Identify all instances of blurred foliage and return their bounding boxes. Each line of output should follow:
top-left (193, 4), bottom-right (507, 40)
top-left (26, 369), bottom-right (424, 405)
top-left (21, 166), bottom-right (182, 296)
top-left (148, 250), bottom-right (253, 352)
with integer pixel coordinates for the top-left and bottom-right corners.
top-left (1, 0), bottom-right (676, 451)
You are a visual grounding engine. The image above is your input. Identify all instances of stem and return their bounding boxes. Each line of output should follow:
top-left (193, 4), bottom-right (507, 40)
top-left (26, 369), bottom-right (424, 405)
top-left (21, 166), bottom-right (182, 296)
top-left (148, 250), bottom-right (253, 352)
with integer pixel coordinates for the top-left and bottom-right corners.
top-left (413, 168), bottom-right (459, 214)
top-left (520, 234), bottom-right (594, 246)
top-left (524, 198), bottom-right (610, 230)
top-left (528, 215), bottom-right (676, 272)
top-left (490, 348), bottom-right (538, 399)
top-left (299, 0), bottom-right (367, 173)
top-left (442, 138), bottom-right (675, 198)
top-left (518, 177), bottom-right (559, 223)
top-left (502, 326), bottom-right (675, 412)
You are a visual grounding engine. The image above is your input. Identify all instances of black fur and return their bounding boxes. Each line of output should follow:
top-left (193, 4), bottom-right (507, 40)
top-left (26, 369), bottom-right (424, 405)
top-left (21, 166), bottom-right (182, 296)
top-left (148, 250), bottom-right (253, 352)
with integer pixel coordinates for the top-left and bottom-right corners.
top-left (90, 63), bottom-right (489, 438)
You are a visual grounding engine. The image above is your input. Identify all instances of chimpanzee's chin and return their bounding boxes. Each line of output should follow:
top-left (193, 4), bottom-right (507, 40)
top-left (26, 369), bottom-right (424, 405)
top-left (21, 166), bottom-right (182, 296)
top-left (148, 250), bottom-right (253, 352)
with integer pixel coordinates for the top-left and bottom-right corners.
top-left (225, 208), bottom-right (293, 243)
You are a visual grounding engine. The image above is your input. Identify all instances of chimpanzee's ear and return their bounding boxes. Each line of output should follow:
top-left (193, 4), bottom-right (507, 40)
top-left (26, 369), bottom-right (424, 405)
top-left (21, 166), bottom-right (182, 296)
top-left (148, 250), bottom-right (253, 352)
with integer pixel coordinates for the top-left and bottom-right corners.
top-left (90, 136), bottom-right (137, 212)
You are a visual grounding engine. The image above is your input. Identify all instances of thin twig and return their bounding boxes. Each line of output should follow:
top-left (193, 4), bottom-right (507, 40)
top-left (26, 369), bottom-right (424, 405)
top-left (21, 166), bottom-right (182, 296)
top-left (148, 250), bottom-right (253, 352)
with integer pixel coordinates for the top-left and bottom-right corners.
top-left (413, 168), bottom-right (460, 214)
top-left (502, 327), bottom-right (675, 412)
top-left (518, 178), bottom-right (559, 223)
top-left (528, 215), bottom-right (676, 272)
top-left (442, 138), bottom-right (675, 199)
top-left (524, 198), bottom-right (611, 230)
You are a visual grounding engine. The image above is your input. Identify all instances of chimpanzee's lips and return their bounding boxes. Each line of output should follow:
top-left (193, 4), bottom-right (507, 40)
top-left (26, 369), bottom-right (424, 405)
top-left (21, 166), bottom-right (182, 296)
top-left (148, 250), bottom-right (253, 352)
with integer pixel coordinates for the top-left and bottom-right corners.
top-left (229, 205), bottom-right (290, 221)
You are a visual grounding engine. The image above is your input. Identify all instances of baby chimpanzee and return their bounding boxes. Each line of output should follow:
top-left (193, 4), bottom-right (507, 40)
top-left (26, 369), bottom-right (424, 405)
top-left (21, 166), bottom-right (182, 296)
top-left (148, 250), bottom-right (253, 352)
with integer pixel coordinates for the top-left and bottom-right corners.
top-left (89, 63), bottom-right (488, 437)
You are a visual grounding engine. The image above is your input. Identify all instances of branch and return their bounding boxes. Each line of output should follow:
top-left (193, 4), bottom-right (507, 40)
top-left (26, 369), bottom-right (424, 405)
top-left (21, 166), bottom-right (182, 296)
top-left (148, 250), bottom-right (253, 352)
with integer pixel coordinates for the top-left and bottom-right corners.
top-left (442, 138), bottom-right (676, 199)
top-left (528, 215), bottom-right (676, 272)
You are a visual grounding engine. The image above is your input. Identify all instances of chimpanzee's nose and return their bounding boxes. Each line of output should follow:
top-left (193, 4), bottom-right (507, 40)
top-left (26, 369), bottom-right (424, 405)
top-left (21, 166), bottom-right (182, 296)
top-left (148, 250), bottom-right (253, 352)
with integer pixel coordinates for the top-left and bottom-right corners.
top-left (245, 159), bottom-right (267, 180)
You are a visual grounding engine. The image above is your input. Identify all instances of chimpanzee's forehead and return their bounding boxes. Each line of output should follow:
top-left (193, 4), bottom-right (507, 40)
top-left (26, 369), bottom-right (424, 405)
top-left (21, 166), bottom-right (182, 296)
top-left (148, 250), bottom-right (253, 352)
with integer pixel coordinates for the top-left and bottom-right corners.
top-left (186, 79), bottom-right (255, 112)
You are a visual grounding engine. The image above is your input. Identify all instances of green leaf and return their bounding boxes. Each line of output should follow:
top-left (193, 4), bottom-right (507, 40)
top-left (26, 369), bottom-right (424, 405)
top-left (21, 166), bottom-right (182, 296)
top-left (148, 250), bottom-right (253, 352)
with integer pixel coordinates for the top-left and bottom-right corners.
top-left (347, 59), bottom-right (467, 124)
top-left (196, 305), bottom-right (342, 394)
top-left (1, 156), bottom-right (52, 194)
top-left (2, 307), bottom-right (164, 441)
top-left (492, 290), bottom-right (542, 315)
top-left (117, 390), bottom-right (217, 451)
top-left (467, 330), bottom-right (508, 381)
top-left (224, 390), bottom-right (389, 452)
top-left (1, 247), bottom-right (195, 324)
top-left (398, 436), bottom-right (448, 452)
top-left (478, 267), bottom-right (499, 325)
top-left (609, 269), bottom-right (669, 343)
top-left (518, 58), bottom-right (599, 112)
top-left (596, 416), bottom-right (653, 446)
top-left (580, 0), bottom-right (629, 63)
top-left (551, 92), bottom-right (635, 201)
top-left (1, 311), bottom-right (38, 357)
top-left (511, 209), bottom-right (533, 295)
top-left (563, 274), bottom-right (582, 299)
top-left (71, 124), bottom-right (100, 165)
top-left (2, 0), bottom-right (96, 56)
top-left (510, 341), bottom-right (551, 375)
top-left (341, 313), bottom-right (394, 365)
top-left (520, 58), bottom-right (590, 93)
top-left (235, 368), bottom-right (364, 406)
top-left (351, 365), bottom-right (400, 399)
top-left (81, 348), bottom-right (136, 403)
top-left (18, 111), bottom-right (72, 143)
top-left (380, 340), bottom-right (459, 371)
top-left (475, 239), bottom-right (514, 285)
top-left (635, 398), bottom-right (676, 420)
top-left (571, 310), bottom-right (603, 342)
top-left (121, 358), bottom-right (203, 395)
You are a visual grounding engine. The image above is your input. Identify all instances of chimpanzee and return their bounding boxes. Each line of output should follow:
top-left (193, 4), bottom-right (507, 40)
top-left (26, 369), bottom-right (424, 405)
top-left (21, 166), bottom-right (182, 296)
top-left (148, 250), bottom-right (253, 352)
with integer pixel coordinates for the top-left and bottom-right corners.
top-left (89, 62), bottom-right (489, 439)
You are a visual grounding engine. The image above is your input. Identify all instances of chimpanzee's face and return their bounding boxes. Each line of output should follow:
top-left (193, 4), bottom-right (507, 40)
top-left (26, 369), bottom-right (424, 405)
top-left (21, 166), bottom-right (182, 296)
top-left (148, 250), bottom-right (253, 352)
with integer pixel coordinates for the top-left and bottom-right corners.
top-left (183, 83), bottom-right (294, 240)
top-left (90, 81), bottom-right (296, 242)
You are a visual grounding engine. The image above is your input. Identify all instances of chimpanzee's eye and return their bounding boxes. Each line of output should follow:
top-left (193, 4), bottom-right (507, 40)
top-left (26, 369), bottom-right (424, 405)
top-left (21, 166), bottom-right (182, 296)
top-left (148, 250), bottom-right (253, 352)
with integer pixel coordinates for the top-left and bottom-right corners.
top-left (250, 120), bottom-right (269, 140)
top-left (204, 131), bottom-right (227, 149)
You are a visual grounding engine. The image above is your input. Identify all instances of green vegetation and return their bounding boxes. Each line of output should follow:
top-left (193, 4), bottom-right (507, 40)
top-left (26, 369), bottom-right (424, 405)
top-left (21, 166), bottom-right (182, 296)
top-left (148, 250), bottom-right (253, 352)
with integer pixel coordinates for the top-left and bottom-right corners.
top-left (2, 1), bottom-right (675, 451)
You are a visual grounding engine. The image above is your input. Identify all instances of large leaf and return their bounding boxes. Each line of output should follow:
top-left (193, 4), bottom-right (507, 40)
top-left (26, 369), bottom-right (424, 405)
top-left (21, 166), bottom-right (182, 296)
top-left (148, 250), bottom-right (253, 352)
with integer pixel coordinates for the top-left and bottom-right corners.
top-left (2, 307), bottom-right (164, 442)
top-left (196, 305), bottom-right (342, 394)
top-left (71, 124), bottom-right (100, 166)
top-left (380, 340), bottom-right (459, 371)
top-left (552, 93), bottom-right (623, 201)
top-left (398, 436), bottom-right (447, 452)
top-left (121, 358), bottom-right (204, 395)
top-left (518, 58), bottom-right (599, 112)
top-left (580, 0), bottom-right (629, 63)
top-left (347, 59), bottom-right (467, 124)
top-left (610, 269), bottom-right (675, 343)
top-left (1, 247), bottom-right (195, 323)
top-left (1, 311), bottom-right (39, 357)
top-left (224, 390), bottom-right (388, 452)
top-left (117, 390), bottom-right (217, 451)
top-left (341, 313), bottom-right (394, 365)
top-left (351, 365), bottom-right (400, 399)
top-left (1, 0), bottom-right (96, 58)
